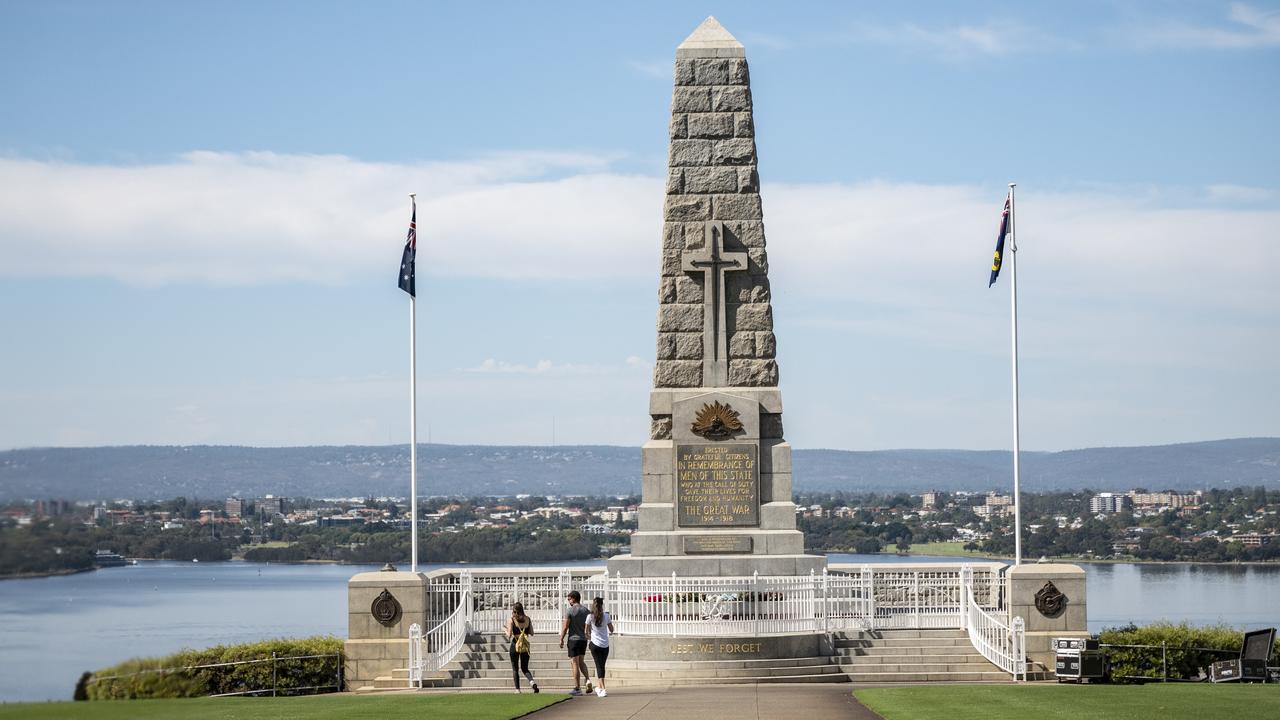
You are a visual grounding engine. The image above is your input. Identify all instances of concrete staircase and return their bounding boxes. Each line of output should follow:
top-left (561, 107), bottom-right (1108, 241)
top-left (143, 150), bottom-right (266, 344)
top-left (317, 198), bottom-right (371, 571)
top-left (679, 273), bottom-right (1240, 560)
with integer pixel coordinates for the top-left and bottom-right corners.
top-left (359, 629), bottom-right (1026, 690)
top-left (834, 629), bottom-right (1014, 683)
top-left (362, 632), bottom-right (848, 690)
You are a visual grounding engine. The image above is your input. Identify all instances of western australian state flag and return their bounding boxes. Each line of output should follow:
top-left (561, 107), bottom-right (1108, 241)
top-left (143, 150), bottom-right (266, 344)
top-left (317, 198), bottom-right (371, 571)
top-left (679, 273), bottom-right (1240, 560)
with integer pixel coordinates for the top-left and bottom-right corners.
top-left (988, 193), bottom-right (1011, 287)
top-left (398, 198), bottom-right (417, 297)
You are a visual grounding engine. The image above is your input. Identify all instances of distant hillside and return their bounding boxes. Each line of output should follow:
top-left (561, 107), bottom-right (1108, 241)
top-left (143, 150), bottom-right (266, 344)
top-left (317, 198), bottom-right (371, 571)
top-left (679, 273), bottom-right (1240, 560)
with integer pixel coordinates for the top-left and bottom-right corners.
top-left (1, 438), bottom-right (1277, 501)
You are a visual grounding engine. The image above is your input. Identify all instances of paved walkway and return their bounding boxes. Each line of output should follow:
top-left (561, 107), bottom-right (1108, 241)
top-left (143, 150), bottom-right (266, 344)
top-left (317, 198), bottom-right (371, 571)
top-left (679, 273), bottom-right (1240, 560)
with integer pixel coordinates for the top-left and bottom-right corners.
top-left (529, 684), bottom-right (879, 720)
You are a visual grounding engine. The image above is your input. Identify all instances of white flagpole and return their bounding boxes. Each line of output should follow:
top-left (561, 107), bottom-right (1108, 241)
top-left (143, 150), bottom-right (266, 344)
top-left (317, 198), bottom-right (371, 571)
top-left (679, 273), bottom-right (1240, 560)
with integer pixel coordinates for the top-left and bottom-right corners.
top-left (1008, 182), bottom-right (1022, 566)
top-left (408, 193), bottom-right (419, 573)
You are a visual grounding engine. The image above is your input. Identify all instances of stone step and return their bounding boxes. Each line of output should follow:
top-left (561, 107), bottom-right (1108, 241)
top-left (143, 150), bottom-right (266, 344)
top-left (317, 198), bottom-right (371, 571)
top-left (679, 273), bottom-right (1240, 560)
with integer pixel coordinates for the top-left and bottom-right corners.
top-left (440, 673), bottom-right (850, 688)
top-left (837, 644), bottom-right (987, 656)
top-left (838, 662), bottom-right (998, 674)
top-left (843, 670), bottom-right (1012, 683)
top-left (414, 661), bottom-right (847, 681)
top-left (833, 629), bottom-right (970, 640)
top-left (839, 654), bottom-right (992, 666)
top-left (836, 637), bottom-right (972, 648)
top-left (609, 656), bottom-right (836, 670)
top-left (440, 654), bottom-right (839, 669)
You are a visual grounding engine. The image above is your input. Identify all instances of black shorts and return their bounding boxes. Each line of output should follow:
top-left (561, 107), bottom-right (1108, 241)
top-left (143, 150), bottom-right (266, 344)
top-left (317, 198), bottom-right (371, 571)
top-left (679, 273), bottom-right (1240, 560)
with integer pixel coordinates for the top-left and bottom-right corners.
top-left (567, 638), bottom-right (588, 658)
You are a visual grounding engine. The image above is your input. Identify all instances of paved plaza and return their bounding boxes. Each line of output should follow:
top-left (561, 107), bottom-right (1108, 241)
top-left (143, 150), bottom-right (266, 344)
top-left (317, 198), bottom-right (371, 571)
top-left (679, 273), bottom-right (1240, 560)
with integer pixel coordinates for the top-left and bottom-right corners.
top-left (529, 684), bottom-right (879, 720)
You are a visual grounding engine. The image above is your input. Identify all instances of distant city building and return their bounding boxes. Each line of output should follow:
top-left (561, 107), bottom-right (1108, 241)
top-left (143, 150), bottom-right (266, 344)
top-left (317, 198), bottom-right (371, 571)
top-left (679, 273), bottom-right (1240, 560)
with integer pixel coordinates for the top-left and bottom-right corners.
top-left (225, 497), bottom-right (245, 517)
top-left (256, 495), bottom-right (288, 517)
top-left (1126, 490), bottom-right (1202, 509)
top-left (921, 491), bottom-right (940, 509)
top-left (1229, 533), bottom-right (1277, 548)
top-left (318, 515), bottom-right (365, 528)
top-left (1089, 493), bottom-right (1134, 515)
top-left (974, 504), bottom-right (1011, 519)
top-left (34, 499), bottom-right (71, 517)
top-left (985, 493), bottom-right (1013, 507)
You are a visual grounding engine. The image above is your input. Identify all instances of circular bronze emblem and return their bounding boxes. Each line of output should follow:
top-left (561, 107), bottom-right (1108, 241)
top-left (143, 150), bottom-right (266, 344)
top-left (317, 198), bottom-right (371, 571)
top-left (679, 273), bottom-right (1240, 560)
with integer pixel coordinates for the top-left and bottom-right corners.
top-left (1034, 580), bottom-right (1067, 617)
top-left (371, 588), bottom-right (402, 627)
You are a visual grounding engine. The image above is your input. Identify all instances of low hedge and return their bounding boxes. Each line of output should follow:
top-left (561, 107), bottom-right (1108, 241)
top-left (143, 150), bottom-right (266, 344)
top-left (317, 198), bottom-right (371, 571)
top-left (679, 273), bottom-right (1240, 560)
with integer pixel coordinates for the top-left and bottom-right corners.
top-left (1099, 622), bottom-right (1279, 681)
top-left (79, 636), bottom-right (342, 700)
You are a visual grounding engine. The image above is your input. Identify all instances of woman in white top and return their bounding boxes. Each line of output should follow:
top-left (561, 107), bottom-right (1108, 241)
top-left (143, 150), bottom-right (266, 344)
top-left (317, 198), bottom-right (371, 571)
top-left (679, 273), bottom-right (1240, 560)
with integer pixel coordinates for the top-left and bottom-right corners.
top-left (587, 596), bottom-right (614, 697)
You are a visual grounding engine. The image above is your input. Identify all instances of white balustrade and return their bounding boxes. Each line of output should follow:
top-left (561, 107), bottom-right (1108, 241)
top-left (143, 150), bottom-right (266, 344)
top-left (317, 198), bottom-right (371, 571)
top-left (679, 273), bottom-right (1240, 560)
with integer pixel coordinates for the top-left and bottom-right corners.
top-left (960, 565), bottom-right (1026, 681)
top-left (407, 561), bottom-right (1025, 685)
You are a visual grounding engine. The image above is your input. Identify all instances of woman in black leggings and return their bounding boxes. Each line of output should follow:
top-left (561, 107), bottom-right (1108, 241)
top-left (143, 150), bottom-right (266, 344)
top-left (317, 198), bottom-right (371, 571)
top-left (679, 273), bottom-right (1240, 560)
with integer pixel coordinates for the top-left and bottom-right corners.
top-left (505, 602), bottom-right (539, 693)
top-left (587, 597), bottom-right (614, 697)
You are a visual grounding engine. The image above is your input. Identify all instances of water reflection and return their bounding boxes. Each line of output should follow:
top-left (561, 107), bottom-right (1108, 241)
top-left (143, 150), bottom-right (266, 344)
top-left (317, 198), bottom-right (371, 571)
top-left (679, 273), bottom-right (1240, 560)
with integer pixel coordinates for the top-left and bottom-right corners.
top-left (0, 558), bottom-right (1276, 702)
top-left (1084, 562), bottom-right (1280, 633)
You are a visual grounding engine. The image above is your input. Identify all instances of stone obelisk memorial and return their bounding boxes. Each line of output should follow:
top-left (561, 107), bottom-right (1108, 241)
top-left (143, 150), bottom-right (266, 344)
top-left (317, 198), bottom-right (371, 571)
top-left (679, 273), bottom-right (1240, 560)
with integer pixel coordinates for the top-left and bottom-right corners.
top-left (609, 18), bottom-right (825, 578)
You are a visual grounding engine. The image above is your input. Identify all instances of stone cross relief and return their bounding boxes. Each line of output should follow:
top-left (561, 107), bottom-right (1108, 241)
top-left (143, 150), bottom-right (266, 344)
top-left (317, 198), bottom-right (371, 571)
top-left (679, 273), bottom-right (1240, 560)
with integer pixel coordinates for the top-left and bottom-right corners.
top-left (682, 221), bottom-right (748, 387)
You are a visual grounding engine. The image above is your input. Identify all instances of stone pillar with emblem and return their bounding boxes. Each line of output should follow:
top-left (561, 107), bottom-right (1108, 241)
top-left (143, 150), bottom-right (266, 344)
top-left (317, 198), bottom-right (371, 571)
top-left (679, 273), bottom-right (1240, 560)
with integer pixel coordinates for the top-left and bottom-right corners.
top-left (343, 567), bottom-right (429, 689)
top-left (608, 17), bottom-right (824, 578)
top-left (1007, 563), bottom-right (1090, 674)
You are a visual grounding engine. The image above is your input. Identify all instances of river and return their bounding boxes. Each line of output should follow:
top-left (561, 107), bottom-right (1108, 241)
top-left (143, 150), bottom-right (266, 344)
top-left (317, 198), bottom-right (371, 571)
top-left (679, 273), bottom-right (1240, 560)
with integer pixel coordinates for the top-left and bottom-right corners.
top-left (1, 556), bottom-right (1276, 702)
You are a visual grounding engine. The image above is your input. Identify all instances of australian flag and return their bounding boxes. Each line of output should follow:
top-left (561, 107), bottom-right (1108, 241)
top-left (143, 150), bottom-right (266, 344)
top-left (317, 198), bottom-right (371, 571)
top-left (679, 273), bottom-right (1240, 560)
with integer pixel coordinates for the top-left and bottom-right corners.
top-left (988, 193), bottom-right (1011, 287)
top-left (398, 198), bottom-right (417, 297)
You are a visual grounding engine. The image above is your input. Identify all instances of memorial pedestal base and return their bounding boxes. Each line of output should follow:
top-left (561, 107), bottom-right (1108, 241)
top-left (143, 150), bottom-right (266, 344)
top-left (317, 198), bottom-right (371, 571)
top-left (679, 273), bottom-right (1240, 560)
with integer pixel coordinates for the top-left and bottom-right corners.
top-left (607, 552), bottom-right (826, 577)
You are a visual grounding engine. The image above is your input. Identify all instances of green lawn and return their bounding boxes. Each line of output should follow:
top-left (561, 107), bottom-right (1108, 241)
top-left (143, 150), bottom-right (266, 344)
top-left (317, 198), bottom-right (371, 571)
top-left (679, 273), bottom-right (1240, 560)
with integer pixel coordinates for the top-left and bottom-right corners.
top-left (903, 542), bottom-right (990, 557)
top-left (856, 683), bottom-right (1280, 720)
top-left (0, 693), bottom-right (566, 720)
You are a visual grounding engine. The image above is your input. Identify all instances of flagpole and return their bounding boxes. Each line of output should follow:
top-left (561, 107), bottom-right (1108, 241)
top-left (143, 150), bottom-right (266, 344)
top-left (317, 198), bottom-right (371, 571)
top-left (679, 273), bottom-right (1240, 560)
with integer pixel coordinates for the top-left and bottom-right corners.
top-left (1008, 182), bottom-right (1022, 566)
top-left (408, 193), bottom-right (419, 574)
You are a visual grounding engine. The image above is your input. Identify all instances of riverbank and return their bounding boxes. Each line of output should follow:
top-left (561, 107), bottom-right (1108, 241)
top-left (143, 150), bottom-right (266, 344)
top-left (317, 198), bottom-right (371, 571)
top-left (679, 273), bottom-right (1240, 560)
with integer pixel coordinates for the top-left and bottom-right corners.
top-left (0, 566), bottom-right (96, 581)
top-left (896, 542), bottom-right (1280, 566)
top-left (4, 557), bottom-right (1278, 702)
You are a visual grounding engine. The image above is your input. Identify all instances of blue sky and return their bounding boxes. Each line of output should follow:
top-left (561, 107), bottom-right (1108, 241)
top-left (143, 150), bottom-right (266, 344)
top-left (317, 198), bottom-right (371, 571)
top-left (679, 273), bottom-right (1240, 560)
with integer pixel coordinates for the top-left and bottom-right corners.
top-left (1, 1), bottom-right (1277, 452)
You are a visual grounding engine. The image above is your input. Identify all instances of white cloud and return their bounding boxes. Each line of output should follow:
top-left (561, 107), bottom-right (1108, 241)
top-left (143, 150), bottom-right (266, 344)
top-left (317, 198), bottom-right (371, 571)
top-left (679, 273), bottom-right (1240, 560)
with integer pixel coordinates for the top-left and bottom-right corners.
top-left (1205, 184), bottom-right (1278, 204)
top-left (1139, 3), bottom-right (1280, 49)
top-left (464, 358), bottom-right (648, 377)
top-left (0, 151), bottom-right (653, 285)
top-left (0, 150), bottom-right (1276, 319)
top-left (628, 60), bottom-right (670, 79)
top-left (834, 19), bottom-right (1071, 59)
top-left (2, 151), bottom-right (1276, 450)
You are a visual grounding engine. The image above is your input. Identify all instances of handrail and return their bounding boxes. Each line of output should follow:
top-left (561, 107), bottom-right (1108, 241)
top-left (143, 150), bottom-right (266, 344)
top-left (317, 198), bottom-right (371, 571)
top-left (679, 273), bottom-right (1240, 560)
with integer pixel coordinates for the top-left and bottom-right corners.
top-left (409, 571), bottom-right (472, 688)
top-left (961, 565), bottom-right (1025, 681)
top-left (423, 566), bottom-right (1003, 640)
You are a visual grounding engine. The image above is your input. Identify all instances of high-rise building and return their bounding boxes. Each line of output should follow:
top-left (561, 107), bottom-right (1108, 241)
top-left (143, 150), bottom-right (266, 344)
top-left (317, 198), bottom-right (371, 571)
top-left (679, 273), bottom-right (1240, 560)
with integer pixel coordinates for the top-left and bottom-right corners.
top-left (225, 497), bottom-right (245, 518)
top-left (921, 491), bottom-right (940, 509)
top-left (1089, 493), bottom-right (1133, 514)
top-left (256, 495), bottom-right (288, 517)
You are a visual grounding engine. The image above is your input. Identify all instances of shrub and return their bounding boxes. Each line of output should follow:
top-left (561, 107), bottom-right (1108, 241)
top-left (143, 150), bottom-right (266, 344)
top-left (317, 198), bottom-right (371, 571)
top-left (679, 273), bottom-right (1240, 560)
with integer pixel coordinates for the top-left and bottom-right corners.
top-left (1099, 622), bottom-right (1280, 682)
top-left (80, 635), bottom-right (343, 700)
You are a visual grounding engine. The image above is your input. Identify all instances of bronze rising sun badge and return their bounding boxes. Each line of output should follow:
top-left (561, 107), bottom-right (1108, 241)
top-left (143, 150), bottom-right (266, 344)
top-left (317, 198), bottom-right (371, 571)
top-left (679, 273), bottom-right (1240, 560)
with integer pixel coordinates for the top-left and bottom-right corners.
top-left (691, 401), bottom-right (744, 440)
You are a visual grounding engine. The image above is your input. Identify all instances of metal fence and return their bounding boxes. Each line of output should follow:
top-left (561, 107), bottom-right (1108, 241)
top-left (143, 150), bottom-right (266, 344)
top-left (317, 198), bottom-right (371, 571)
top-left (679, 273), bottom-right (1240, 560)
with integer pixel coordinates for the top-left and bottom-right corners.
top-left (961, 566), bottom-right (1025, 680)
top-left (83, 652), bottom-right (343, 698)
top-left (407, 563), bottom-right (1024, 687)
top-left (1100, 642), bottom-right (1245, 682)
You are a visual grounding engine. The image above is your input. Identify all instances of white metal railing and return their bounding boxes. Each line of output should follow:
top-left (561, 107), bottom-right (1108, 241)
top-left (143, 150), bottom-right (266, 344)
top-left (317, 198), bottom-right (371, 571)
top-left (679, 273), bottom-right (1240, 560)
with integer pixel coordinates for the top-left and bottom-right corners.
top-left (407, 562), bottom-right (1024, 684)
top-left (961, 565), bottom-right (1026, 681)
top-left (466, 569), bottom-right (605, 634)
top-left (610, 571), bottom-right (821, 637)
top-left (409, 570), bottom-right (473, 687)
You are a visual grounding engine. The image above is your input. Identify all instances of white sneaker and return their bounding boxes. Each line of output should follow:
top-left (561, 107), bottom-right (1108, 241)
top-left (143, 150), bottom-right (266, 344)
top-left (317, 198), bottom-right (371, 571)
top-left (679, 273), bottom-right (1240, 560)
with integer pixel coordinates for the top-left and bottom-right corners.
top-left (596, 688), bottom-right (606, 697)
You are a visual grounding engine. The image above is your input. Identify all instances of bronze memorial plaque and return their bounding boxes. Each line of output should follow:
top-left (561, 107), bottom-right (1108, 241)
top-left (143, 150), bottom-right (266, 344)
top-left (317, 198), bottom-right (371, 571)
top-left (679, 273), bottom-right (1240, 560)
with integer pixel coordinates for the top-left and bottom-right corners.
top-left (676, 443), bottom-right (759, 527)
top-left (684, 535), bottom-right (753, 554)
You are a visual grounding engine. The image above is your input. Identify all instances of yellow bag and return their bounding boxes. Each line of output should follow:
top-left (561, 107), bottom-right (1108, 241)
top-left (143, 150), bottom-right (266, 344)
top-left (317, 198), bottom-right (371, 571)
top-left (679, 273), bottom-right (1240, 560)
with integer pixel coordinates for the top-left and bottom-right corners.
top-left (514, 629), bottom-right (530, 654)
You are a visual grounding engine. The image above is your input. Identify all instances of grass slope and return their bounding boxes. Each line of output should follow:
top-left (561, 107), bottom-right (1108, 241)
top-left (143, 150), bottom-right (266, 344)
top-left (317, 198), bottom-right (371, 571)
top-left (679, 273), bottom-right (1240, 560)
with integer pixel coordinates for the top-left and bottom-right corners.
top-left (856, 684), bottom-right (1280, 720)
top-left (901, 542), bottom-right (990, 558)
top-left (0, 693), bottom-right (565, 720)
